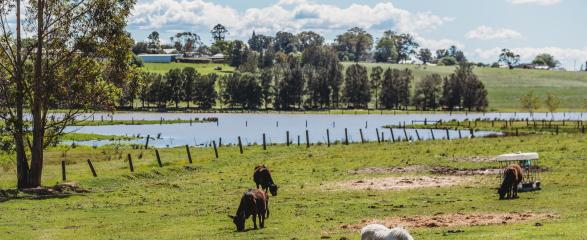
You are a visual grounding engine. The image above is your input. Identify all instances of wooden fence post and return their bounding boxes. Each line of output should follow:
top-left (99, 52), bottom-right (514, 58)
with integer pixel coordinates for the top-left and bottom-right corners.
top-left (306, 130), bottom-right (310, 148)
top-left (415, 129), bottom-right (421, 141)
top-left (470, 129), bottom-right (475, 138)
top-left (212, 140), bottom-right (219, 159)
top-left (155, 149), bottom-right (163, 167)
top-left (403, 128), bottom-right (409, 141)
top-left (87, 159), bottom-right (97, 177)
top-left (390, 128), bottom-right (395, 142)
top-left (127, 154), bottom-right (134, 172)
top-left (238, 136), bottom-right (244, 154)
top-left (186, 145), bottom-right (192, 164)
top-left (61, 160), bottom-right (66, 181)
top-left (430, 129), bottom-right (436, 141)
top-left (376, 129), bottom-right (381, 143)
top-left (458, 129), bottom-right (463, 139)
top-left (144, 135), bottom-right (150, 149)
top-left (286, 131), bottom-right (290, 146)
top-left (297, 135), bottom-right (300, 146)
top-left (262, 133), bottom-right (267, 150)
top-left (326, 129), bottom-right (331, 147)
top-left (359, 129), bottom-right (365, 143)
top-left (445, 128), bottom-right (450, 140)
top-left (345, 128), bottom-right (349, 145)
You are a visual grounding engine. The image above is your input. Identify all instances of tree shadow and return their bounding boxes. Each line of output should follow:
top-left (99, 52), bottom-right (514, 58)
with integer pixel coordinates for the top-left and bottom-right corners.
top-left (1, 185), bottom-right (89, 203)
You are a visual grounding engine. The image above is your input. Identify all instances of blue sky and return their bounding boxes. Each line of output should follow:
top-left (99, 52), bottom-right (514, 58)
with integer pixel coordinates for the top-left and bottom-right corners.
top-left (128, 0), bottom-right (587, 69)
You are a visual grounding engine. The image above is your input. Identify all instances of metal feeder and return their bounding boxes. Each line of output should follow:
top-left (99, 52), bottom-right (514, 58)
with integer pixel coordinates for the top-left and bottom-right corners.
top-left (496, 152), bottom-right (542, 192)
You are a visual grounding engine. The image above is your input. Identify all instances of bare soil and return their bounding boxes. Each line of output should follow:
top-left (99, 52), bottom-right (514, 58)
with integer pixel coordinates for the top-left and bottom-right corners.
top-left (342, 212), bottom-right (557, 230)
top-left (349, 165), bottom-right (502, 176)
top-left (328, 176), bottom-right (470, 191)
top-left (450, 156), bottom-right (497, 162)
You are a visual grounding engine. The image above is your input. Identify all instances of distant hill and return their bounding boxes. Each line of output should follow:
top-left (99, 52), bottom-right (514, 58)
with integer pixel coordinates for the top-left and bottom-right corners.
top-left (347, 62), bottom-right (587, 111)
top-left (142, 61), bottom-right (587, 111)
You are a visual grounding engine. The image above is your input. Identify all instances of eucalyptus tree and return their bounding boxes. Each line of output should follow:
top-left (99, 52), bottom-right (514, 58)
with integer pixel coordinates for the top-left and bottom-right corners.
top-left (194, 74), bottom-right (218, 109)
top-left (0, 0), bottom-right (135, 188)
top-left (211, 24), bottom-right (229, 42)
top-left (413, 74), bottom-right (442, 110)
top-left (499, 49), bottom-right (520, 69)
top-left (172, 32), bottom-right (202, 53)
top-left (335, 27), bottom-right (373, 62)
top-left (370, 66), bottom-right (383, 109)
top-left (182, 67), bottom-right (198, 109)
top-left (166, 69), bottom-right (184, 109)
top-left (343, 64), bottom-right (370, 108)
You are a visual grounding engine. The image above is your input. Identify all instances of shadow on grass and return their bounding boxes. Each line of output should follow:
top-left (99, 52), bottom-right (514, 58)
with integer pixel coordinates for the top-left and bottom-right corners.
top-left (1, 184), bottom-right (90, 203)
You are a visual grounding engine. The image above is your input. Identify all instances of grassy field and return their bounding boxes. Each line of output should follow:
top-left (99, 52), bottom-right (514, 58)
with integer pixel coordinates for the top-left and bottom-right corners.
top-left (142, 63), bottom-right (235, 75)
top-left (351, 63), bottom-right (587, 111)
top-left (140, 62), bottom-right (587, 112)
top-left (1, 131), bottom-right (586, 239)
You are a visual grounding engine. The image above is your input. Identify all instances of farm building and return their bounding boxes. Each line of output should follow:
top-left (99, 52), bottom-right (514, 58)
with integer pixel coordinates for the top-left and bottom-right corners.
top-left (138, 54), bottom-right (181, 63)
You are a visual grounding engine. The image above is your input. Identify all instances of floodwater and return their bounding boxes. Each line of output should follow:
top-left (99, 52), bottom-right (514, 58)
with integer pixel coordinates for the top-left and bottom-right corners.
top-left (63, 111), bottom-right (586, 148)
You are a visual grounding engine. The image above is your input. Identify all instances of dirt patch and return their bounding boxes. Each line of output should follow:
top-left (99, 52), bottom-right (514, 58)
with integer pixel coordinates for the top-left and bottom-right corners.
top-left (349, 165), bottom-right (502, 176)
top-left (430, 167), bottom-right (502, 176)
top-left (342, 212), bottom-right (557, 230)
top-left (348, 165), bottom-right (429, 174)
top-left (450, 156), bottom-right (496, 162)
top-left (329, 176), bottom-right (469, 191)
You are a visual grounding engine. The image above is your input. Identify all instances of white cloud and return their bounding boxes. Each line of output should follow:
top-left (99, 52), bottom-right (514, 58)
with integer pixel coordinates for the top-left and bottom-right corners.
top-left (130, 0), bottom-right (453, 40)
top-left (470, 47), bottom-right (587, 70)
top-left (465, 26), bottom-right (523, 40)
top-left (509, 0), bottom-right (562, 6)
top-left (415, 35), bottom-right (464, 50)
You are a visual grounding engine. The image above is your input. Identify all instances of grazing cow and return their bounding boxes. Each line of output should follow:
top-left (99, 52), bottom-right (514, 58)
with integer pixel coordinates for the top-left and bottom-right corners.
top-left (229, 189), bottom-right (269, 231)
top-left (498, 164), bottom-right (524, 200)
top-left (360, 224), bottom-right (414, 240)
top-left (254, 164), bottom-right (278, 196)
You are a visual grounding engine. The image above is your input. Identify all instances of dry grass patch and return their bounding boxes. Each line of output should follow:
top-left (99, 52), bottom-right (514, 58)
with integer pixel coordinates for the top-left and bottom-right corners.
top-left (342, 212), bottom-right (558, 230)
top-left (326, 176), bottom-right (472, 191)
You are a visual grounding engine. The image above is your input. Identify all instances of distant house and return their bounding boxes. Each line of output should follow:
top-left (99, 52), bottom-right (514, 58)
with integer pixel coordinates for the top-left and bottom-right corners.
top-left (162, 48), bottom-right (179, 54)
top-left (138, 54), bottom-right (181, 63)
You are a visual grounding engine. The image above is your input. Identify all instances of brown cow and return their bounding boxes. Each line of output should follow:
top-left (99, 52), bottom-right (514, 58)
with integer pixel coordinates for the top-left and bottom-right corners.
top-left (229, 189), bottom-right (269, 231)
top-left (498, 164), bottom-right (524, 200)
top-left (254, 164), bottom-right (278, 196)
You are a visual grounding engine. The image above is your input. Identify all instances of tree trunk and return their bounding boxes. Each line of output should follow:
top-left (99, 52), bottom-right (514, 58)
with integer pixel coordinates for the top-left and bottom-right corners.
top-left (13, 0), bottom-right (31, 189)
top-left (28, 0), bottom-right (46, 188)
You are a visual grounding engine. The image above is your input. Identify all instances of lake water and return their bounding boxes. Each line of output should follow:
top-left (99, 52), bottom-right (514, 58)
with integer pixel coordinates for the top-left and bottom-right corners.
top-left (64, 112), bottom-right (586, 148)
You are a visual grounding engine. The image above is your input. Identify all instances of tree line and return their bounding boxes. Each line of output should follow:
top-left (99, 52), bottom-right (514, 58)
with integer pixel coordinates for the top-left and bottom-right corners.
top-left (128, 61), bottom-right (488, 111)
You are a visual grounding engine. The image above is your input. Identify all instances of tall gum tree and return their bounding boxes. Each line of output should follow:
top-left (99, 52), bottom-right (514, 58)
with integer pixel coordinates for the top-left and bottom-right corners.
top-left (0, 0), bottom-right (136, 188)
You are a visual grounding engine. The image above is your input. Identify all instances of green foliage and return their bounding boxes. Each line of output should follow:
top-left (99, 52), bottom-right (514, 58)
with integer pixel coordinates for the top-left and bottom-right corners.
top-left (211, 24), bottom-right (229, 42)
top-left (220, 72), bottom-right (262, 109)
top-left (520, 90), bottom-right (541, 113)
top-left (370, 67), bottom-right (384, 109)
top-left (499, 49), bottom-right (520, 69)
top-left (379, 68), bottom-right (412, 109)
top-left (544, 93), bottom-right (561, 113)
top-left (343, 64), bottom-right (371, 108)
top-left (418, 48), bottom-right (433, 64)
top-left (274, 31), bottom-right (299, 54)
top-left (532, 53), bottom-right (560, 69)
top-left (413, 74), bottom-right (442, 110)
top-left (335, 27), bottom-right (374, 62)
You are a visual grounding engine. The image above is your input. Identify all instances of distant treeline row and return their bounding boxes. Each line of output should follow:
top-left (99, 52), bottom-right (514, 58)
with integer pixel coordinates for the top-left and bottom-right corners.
top-left (123, 50), bottom-right (488, 111)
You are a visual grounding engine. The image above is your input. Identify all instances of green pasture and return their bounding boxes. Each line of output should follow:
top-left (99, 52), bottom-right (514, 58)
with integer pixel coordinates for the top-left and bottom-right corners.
top-left (0, 130), bottom-right (585, 239)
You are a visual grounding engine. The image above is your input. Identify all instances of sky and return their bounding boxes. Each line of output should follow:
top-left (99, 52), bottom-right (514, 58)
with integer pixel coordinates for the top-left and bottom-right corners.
top-left (127, 0), bottom-right (587, 70)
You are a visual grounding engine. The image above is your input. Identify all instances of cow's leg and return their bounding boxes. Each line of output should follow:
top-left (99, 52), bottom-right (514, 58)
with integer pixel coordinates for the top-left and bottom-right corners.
top-left (260, 212), bottom-right (265, 229)
top-left (513, 182), bottom-right (519, 198)
top-left (252, 214), bottom-right (258, 229)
